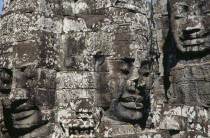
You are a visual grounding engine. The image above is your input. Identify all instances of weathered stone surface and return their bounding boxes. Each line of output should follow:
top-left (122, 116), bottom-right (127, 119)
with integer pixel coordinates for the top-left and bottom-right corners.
top-left (3, 0), bottom-right (62, 15)
top-left (152, 0), bottom-right (210, 137)
top-left (56, 71), bottom-right (95, 89)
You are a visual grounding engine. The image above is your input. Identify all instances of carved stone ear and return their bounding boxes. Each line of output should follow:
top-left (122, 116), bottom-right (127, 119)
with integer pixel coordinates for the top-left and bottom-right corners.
top-left (94, 51), bottom-right (105, 72)
top-left (64, 56), bottom-right (74, 68)
top-left (114, 0), bottom-right (122, 5)
top-left (0, 69), bottom-right (12, 94)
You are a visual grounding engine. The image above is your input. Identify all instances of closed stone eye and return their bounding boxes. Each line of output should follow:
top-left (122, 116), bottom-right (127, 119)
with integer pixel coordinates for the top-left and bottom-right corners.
top-left (120, 68), bottom-right (130, 75)
top-left (173, 3), bottom-right (189, 19)
top-left (2, 78), bottom-right (11, 84)
top-left (203, 10), bottom-right (210, 15)
top-left (143, 72), bottom-right (150, 77)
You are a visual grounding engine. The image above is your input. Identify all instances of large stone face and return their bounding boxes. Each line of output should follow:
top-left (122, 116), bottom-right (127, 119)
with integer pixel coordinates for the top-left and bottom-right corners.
top-left (0, 0), bottom-right (60, 137)
top-left (152, 0), bottom-right (210, 137)
top-left (170, 0), bottom-right (210, 52)
top-left (167, 0), bottom-right (210, 107)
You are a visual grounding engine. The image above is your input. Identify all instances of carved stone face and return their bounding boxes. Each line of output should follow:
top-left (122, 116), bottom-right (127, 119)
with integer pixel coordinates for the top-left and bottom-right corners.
top-left (0, 69), bottom-right (12, 136)
top-left (2, 68), bottom-right (55, 135)
top-left (71, 98), bottom-right (95, 136)
top-left (107, 58), bottom-right (152, 122)
top-left (0, 69), bottom-right (12, 95)
top-left (170, 0), bottom-right (210, 52)
top-left (169, 64), bottom-right (210, 107)
top-left (93, 5), bottom-right (152, 122)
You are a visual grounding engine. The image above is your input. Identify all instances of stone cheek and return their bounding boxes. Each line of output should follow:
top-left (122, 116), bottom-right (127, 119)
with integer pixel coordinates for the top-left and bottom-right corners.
top-left (170, 0), bottom-right (210, 52)
top-left (168, 64), bottom-right (210, 106)
top-left (163, 62), bottom-right (210, 137)
top-left (151, 0), bottom-right (210, 137)
top-left (0, 0), bottom-right (164, 137)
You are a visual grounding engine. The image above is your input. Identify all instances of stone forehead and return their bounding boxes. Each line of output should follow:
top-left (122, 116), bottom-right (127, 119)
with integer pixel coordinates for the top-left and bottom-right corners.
top-left (170, 0), bottom-right (209, 5)
top-left (170, 0), bottom-right (210, 14)
top-left (116, 0), bottom-right (148, 4)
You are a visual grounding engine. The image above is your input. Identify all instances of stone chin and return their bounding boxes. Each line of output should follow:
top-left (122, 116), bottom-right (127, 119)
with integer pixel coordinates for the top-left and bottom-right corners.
top-left (173, 33), bottom-right (209, 53)
top-left (113, 100), bottom-right (144, 121)
top-left (12, 110), bottom-right (43, 130)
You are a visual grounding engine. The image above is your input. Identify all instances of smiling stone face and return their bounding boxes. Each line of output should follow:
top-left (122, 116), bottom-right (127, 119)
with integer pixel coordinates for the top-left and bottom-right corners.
top-left (89, 1), bottom-right (153, 123)
top-left (0, 69), bottom-right (13, 135)
top-left (170, 0), bottom-right (210, 52)
top-left (107, 58), bottom-right (152, 122)
top-left (1, 68), bottom-right (56, 136)
top-left (0, 69), bottom-right (12, 95)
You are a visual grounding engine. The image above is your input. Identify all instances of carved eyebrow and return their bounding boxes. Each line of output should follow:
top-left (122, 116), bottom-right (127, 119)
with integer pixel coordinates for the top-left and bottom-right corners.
top-left (140, 60), bottom-right (152, 68)
top-left (121, 58), bottom-right (135, 63)
top-left (4, 69), bottom-right (13, 76)
top-left (202, 10), bottom-right (210, 13)
top-left (173, 2), bottom-right (188, 7)
top-left (0, 68), bottom-right (13, 76)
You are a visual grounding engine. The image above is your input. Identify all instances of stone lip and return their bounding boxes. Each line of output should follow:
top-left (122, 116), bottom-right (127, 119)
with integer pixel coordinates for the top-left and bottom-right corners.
top-left (119, 96), bottom-right (144, 110)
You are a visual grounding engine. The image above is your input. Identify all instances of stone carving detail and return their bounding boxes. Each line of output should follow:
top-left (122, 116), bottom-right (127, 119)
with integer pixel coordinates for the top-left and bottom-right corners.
top-left (170, 0), bottom-right (210, 52)
top-left (0, 0), bottom-right (210, 137)
top-left (168, 0), bottom-right (210, 106)
top-left (0, 0), bottom-right (59, 137)
top-left (152, 0), bottom-right (210, 137)
top-left (2, 68), bottom-right (56, 137)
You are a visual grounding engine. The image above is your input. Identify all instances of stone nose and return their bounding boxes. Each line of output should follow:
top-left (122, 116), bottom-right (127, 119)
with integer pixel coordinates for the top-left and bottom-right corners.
top-left (136, 76), bottom-right (146, 89)
top-left (126, 68), bottom-right (141, 92)
top-left (183, 18), bottom-right (203, 34)
top-left (2, 99), bottom-right (12, 109)
top-left (8, 88), bottom-right (29, 102)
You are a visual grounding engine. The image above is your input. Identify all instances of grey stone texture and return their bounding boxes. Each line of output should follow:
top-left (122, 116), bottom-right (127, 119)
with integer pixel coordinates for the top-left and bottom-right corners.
top-left (0, 0), bottom-right (209, 137)
top-left (153, 0), bottom-right (210, 137)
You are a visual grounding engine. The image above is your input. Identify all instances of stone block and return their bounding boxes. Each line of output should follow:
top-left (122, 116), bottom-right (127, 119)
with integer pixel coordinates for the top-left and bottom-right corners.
top-left (0, 13), bottom-right (62, 39)
top-left (40, 109), bottom-right (56, 123)
top-left (62, 0), bottom-right (95, 16)
top-left (2, 0), bottom-right (62, 15)
top-left (13, 68), bottom-right (56, 89)
top-left (159, 115), bottom-right (187, 131)
top-left (63, 55), bottom-right (94, 71)
top-left (56, 71), bottom-right (95, 89)
top-left (13, 41), bottom-right (40, 68)
top-left (33, 88), bottom-right (55, 108)
top-left (95, 89), bottom-right (111, 108)
top-left (0, 40), bottom-right (13, 68)
top-left (56, 89), bottom-right (95, 108)
top-left (62, 32), bottom-right (113, 56)
top-left (12, 32), bottom-right (61, 69)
